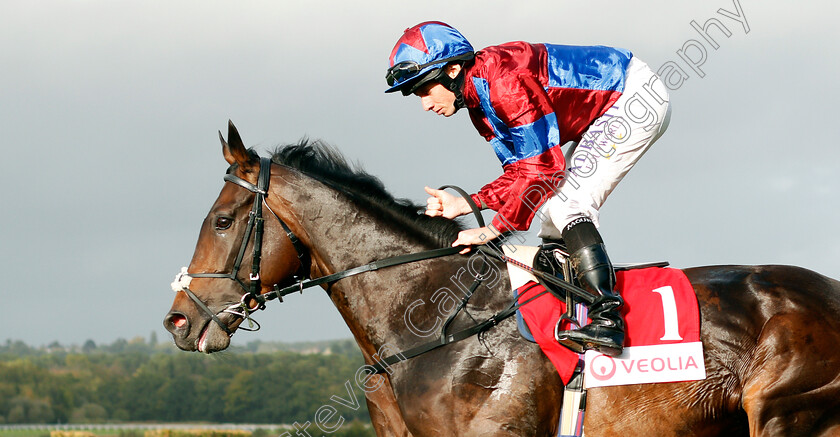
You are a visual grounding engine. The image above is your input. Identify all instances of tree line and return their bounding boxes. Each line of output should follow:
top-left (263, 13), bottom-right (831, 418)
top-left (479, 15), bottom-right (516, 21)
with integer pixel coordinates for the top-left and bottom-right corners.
top-left (0, 338), bottom-right (372, 427)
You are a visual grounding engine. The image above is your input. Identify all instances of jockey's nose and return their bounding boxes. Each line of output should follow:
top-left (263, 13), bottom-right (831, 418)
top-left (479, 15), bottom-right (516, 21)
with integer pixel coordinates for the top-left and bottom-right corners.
top-left (420, 96), bottom-right (434, 112)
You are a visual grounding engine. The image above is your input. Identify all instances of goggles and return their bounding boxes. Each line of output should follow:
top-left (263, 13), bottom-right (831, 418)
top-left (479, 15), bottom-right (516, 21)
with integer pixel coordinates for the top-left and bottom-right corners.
top-left (385, 53), bottom-right (474, 86)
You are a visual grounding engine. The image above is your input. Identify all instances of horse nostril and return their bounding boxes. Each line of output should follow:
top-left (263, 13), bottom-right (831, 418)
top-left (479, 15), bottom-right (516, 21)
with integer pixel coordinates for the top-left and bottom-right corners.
top-left (173, 315), bottom-right (186, 328)
top-left (165, 312), bottom-right (189, 333)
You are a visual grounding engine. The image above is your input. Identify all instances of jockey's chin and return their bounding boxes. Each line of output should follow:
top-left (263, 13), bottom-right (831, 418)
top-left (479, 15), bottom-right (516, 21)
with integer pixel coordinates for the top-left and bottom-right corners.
top-left (416, 82), bottom-right (458, 117)
top-left (432, 107), bottom-right (458, 117)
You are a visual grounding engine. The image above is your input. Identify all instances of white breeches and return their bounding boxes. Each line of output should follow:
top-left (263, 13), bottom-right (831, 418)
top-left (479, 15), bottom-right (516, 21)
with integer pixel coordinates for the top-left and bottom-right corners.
top-left (538, 56), bottom-right (672, 240)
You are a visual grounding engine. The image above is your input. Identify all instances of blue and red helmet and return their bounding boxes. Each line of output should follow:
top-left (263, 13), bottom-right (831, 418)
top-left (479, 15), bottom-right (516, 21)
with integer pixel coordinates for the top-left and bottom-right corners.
top-left (385, 21), bottom-right (474, 95)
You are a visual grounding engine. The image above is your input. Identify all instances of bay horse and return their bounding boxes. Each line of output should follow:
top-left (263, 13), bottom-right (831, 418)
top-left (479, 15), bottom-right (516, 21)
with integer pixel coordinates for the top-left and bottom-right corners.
top-left (165, 122), bottom-right (840, 436)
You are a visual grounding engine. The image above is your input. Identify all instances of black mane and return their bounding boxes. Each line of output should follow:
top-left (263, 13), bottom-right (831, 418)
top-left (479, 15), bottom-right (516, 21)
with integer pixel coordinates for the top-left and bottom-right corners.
top-left (270, 140), bottom-right (463, 247)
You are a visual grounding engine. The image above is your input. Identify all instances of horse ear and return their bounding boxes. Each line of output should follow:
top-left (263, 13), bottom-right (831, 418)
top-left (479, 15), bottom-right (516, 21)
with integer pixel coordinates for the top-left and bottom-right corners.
top-left (220, 120), bottom-right (253, 167)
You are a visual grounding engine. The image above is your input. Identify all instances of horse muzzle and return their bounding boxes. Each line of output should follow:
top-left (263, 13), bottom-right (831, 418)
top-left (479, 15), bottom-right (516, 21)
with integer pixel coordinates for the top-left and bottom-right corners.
top-left (164, 309), bottom-right (235, 353)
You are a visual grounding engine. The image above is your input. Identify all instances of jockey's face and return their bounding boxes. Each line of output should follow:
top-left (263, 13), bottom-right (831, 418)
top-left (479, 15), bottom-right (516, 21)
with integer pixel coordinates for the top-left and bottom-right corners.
top-left (413, 64), bottom-right (462, 118)
top-left (415, 82), bottom-right (457, 117)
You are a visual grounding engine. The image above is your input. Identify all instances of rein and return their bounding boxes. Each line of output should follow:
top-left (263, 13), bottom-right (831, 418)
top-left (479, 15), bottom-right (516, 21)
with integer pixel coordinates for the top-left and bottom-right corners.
top-left (261, 246), bottom-right (462, 302)
top-left (366, 245), bottom-right (599, 374)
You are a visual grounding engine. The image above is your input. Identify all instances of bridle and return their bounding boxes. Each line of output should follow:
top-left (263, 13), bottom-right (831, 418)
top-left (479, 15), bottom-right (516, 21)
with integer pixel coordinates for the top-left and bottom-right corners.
top-left (173, 157), bottom-right (310, 334)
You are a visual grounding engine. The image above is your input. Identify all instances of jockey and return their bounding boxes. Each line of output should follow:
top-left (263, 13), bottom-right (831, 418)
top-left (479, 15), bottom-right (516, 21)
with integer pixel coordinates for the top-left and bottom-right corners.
top-left (385, 21), bottom-right (670, 357)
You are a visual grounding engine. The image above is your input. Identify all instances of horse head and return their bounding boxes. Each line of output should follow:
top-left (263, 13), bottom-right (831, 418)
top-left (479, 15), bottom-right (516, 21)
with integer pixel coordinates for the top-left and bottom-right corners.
top-left (164, 121), bottom-right (310, 353)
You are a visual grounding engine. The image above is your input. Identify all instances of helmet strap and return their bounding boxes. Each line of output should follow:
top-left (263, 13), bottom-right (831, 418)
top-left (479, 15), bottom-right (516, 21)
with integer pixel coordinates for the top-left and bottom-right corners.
top-left (438, 62), bottom-right (469, 110)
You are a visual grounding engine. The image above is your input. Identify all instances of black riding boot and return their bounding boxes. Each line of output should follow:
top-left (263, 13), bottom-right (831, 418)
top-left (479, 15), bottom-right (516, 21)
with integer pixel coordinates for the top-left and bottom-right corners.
top-left (556, 243), bottom-right (626, 357)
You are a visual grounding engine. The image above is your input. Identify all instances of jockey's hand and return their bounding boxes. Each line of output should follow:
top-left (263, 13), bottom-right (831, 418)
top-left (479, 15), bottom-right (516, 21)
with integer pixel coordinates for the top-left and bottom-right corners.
top-left (424, 186), bottom-right (472, 219)
top-left (452, 225), bottom-right (500, 254)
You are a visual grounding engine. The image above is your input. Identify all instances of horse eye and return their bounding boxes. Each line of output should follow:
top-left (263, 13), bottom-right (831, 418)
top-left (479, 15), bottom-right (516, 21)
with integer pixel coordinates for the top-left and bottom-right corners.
top-left (215, 217), bottom-right (233, 230)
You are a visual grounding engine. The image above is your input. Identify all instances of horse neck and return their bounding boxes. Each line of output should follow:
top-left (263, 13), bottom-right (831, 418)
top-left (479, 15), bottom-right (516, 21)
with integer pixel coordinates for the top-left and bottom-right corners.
top-left (274, 176), bottom-right (474, 361)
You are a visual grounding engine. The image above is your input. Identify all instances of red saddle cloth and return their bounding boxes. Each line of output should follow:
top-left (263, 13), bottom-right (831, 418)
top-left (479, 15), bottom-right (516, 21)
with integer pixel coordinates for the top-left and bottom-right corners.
top-left (516, 267), bottom-right (700, 385)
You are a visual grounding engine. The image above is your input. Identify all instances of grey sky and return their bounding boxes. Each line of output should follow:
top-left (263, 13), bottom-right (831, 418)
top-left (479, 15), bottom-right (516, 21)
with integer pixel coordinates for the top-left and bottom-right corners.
top-left (1, 0), bottom-right (837, 348)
